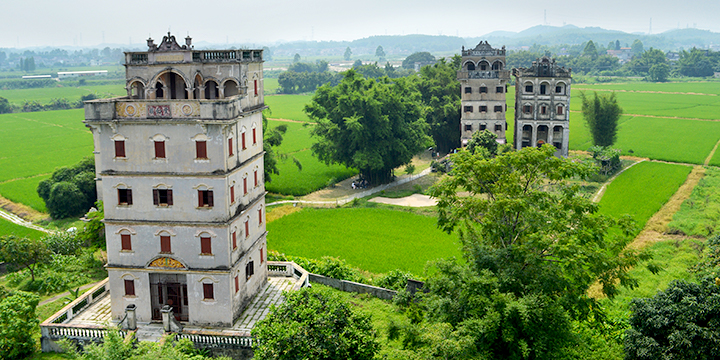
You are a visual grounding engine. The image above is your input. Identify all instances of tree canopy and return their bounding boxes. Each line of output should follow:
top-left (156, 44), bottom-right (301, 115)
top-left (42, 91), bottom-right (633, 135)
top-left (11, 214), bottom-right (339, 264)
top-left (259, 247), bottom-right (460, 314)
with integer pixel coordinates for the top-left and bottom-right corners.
top-left (344, 47), bottom-right (352, 61)
top-left (253, 287), bottom-right (379, 360)
top-left (375, 45), bottom-right (385, 60)
top-left (426, 145), bottom-right (646, 358)
top-left (305, 70), bottom-right (431, 184)
top-left (0, 291), bottom-right (39, 360)
top-left (414, 56), bottom-right (461, 153)
top-left (581, 91), bottom-right (623, 147)
top-left (401, 52), bottom-right (436, 69)
top-left (0, 236), bottom-right (52, 282)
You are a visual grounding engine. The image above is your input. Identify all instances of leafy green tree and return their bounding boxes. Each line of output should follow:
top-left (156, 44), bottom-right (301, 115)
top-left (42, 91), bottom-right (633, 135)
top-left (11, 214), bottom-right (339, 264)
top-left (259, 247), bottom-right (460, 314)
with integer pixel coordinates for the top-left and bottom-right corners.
top-left (0, 291), bottom-right (39, 359)
top-left (631, 39), bottom-right (644, 56)
top-left (678, 48), bottom-right (715, 77)
top-left (352, 59), bottom-right (363, 68)
top-left (427, 145), bottom-right (646, 358)
top-left (649, 63), bottom-right (670, 82)
top-left (293, 53), bottom-right (301, 63)
top-left (465, 129), bottom-right (498, 157)
top-left (305, 70), bottom-right (431, 184)
top-left (344, 47), bottom-right (352, 61)
top-left (581, 91), bottom-right (623, 147)
top-left (46, 181), bottom-right (86, 219)
top-left (253, 287), bottom-right (379, 360)
top-left (263, 112), bottom-right (289, 183)
top-left (0, 97), bottom-right (11, 114)
top-left (43, 231), bottom-right (83, 255)
top-left (37, 157), bottom-right (97, 219)
top-left (0, 236), bottom-right (52, 282)
top-left (629, 48), bottom-right (667, 75)
top-left (375, 45), bottom-right (386, 61)
top-left (583, 40), bottom-right (598, 59)
top-left (415, 56), bottom-right (461, 153)
top-left (76, 201), bottom-right (105, 248)
top-left (402, 52), bottom-right (436, 69)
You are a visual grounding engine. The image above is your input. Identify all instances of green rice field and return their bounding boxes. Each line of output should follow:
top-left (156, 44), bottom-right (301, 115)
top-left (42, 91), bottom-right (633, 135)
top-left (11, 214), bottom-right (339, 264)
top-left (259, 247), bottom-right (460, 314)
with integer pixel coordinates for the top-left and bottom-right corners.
top-left (264, 94), bottom-right (314, 122)
top-left (0, 216), bottom-right (45, 239)
top-left (0, 84), bottom-right (125, 105)
top-left (0, 109), bottom-right (92, 211)
top-left (668, 167), bottom-right (720, 236)
top-left (267, 207), bottom-right (461, 274)
top-left (598, 161), bottom-right (692, 232)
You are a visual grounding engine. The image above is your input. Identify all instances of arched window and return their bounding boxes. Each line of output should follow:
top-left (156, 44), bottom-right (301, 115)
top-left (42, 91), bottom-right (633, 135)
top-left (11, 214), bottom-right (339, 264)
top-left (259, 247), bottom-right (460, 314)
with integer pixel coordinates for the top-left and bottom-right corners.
top-left (129, 81), bottom-right (145, 99)
top-left (479, 60), bottom-right (489, 71)
top-left (111, 134), bottom-right (127, 158)
top-left (466, 62), bottom-right (475, 71)
top-left (491, 61), bottom-right (503, 70)
top-left (155, 82), bottom-right (164, 99)
top-left (205, 80), bottom-right (219, 99)
top-left (224, 80), bottom-right (239, 97)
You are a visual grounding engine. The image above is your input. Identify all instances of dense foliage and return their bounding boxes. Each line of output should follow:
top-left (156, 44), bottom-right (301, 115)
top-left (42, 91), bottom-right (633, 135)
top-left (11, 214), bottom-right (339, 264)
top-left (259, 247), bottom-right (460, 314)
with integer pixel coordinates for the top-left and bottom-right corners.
top-left (589, 145), bottom-right (622, 176)
top-left (37, 156), bottom-right (96, 219)
top-left (61, 331), bottom-right (225, 360)
top-left (425, 145), bottom-right (647, 358)
top-left (253, 287), bottom-right (379, 360)
top-left (401, 52), bottom-right (436, 69)
top-left (414, 57), bottom-right (461, 153)
top-left (0, 235), bottom-right (52, 281)
top-left (0, 290), bottom-right (39, 359)
top-left (306, 70), bottom-right (431, 184)
top-left (581, 91), bottom-right (623, 147)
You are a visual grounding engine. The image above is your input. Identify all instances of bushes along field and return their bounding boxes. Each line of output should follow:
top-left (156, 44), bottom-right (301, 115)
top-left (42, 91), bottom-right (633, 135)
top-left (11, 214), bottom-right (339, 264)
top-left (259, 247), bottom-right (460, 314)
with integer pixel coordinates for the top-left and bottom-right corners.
top-left (668, 167), bottom-right (720, 236)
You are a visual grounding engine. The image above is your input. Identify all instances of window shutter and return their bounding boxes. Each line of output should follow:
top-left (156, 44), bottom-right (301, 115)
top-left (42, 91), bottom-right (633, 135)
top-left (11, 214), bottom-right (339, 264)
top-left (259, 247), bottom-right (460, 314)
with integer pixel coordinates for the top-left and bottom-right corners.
top-left (208, 191), bottom-right (214, 207)
top-left (243, 178), bottom-right (247, 194)
top-left (124, 279), bottom-right (135, 296)
top-left (121, 234), bottom-right (132, 250)
top-left (154, 141), bottom-right (165, 158)
top-left (198, 190), bottom-right (203, 207)
top-left (244, 220), bottom-right (249, 238)
top-left (252, 128), bottom-right (256, 144)
top-left (260, 248), bottom-right (264, 263)
top-left (127, 189), bottom-right (133, 205)
top-left (228, 138), bottom-right (234, 156)
top-left (254, 80), bottom-right (258, 96)
top-left (232, 231), bottom-right (237, 249)
top-left (153, 189), bottom-right (159, 205)
top-left (241, 133), bottom-right (246, 149)
top-left (160, 236), bottom-right (171, 253)
top-left (201, 237), bottom-right (212, 254)
top-left (234, 276), bottom-right (239, 292)
top-left (115, 140), bottom-right (126, 157)
top-left (258, 208), bottom-right (263, 224)
top-left (196, 141), bottom-right (207, 159)
top-left (230, 186), bottom-right (235, 203)
top-left (167, 190), bottom-right (173, 205)
top-left (246, 261), bottom-right (254, 279)
top-left (254, 171), bottom-right (258, 187)
top-left (203, 283), bottom-right (214, 300)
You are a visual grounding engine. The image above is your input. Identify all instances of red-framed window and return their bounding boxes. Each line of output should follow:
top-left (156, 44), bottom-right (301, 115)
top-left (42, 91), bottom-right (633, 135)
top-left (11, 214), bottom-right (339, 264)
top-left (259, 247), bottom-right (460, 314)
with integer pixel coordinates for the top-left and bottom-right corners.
top-left (254, 170), bottom-right (258, 188)
top-left (118, 189), bottom-right (133, 205)
top-left (241, 133), bottom-right (246, 150)
top-left (203, 283), bottom-right (214, 300)
top-left (124, 279), bottom-right (135, 296)
top-left (258, 208), bottom-right (263, 225)
top-left (200, 236), bottom-right (212, 255)
top-left (198, 190), bottom-right (214, 207)
top-left (230, 185), bottom-right (235, 204)
top-left (115, 140), bottom-right (126, 157)
top-left (232, 231), bottom-right (237, 250)
top-left (244, 220), bottom-right (249, 239)
top-left (243, 177), bottom-right (248, 195)
top-left (121, 234), bottom-right (132, 251)
top-left (160, 235), bottom-right (171, 253)
top-left (252, 128), bottom-right (257, 145)
top-left (152, 189), bottom-right (173, 206)
top-left (234, 276), bottom-right (239, 292)
top-left (196, 141), bottom-right (207, 159)
top-left (154, 141), bottom-right (166, 158)
top-left (228, 138), bottom-right (234, 157)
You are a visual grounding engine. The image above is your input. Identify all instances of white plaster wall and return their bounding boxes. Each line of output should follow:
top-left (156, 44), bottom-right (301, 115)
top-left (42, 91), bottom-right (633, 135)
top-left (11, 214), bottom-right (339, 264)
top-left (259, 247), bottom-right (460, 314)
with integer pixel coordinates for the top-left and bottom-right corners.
top-left (108, 269), bottom-right (151, 322)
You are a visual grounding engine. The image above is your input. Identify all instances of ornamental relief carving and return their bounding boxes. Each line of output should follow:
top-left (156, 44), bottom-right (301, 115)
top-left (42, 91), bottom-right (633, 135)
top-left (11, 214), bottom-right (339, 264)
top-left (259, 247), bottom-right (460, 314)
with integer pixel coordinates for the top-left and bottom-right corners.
top-left (115, 102), bottom-right (200, 118)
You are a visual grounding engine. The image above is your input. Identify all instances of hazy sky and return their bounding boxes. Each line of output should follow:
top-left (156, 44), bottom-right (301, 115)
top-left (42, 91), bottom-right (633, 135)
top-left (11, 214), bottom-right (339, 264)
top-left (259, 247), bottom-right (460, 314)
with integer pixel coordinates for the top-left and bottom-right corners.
top-left (2, 0), bottom-right (718, 48)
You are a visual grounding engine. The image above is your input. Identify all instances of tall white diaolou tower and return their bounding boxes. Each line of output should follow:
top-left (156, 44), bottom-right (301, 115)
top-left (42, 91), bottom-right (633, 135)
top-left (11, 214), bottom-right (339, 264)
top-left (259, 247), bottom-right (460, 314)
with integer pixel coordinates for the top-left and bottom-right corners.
top-left (84, 33), bottom-right (268, 327)
top-left (513, 57), bottom-right (572, 157)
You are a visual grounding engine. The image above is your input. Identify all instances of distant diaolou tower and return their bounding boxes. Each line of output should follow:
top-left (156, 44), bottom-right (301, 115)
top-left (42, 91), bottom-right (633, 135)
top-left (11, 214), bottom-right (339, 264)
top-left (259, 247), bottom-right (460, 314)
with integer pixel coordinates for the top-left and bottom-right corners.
top-left (513, 57), bottom-right (571, 156)
top-left (458, 41), bottom-right (510, 146)
top-left (83, 33), bottom-right (268, 327)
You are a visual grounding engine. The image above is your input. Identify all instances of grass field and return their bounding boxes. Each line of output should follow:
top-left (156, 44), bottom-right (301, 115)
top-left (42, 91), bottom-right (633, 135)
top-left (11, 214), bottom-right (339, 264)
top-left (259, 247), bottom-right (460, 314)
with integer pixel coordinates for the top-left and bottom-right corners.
top-left (264, 94), bottom-right (314, 122)
top-left (0, 217), bottom-right (45, 239)
top-left (266, 119), bottom-right (356, 195)
top-left (598, 161), bottom-right (692, 232)
top-left (0, 84), bottom-right (125, 105)
top-left (267, 207), bottom-right (461, 274)
top-left (264, 77), bottom-right (279, 94)
top-left (0, 109), bottom-right (92, 211)
top-left (668, 167), bottom-right (720, 236)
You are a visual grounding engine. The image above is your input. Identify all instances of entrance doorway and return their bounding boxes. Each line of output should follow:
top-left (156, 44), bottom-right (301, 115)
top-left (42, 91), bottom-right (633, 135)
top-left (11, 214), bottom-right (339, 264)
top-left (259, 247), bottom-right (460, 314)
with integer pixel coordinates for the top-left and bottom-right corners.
top-left (150, 273), bottom-right (188, 322)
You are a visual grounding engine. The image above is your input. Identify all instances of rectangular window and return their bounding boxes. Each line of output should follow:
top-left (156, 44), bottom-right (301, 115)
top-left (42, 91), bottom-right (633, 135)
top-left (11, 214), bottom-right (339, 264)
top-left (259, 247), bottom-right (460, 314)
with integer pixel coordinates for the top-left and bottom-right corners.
top-left (464, 124), bottom-right (472, 131)
top-left (198, 190), bottom-right (214, 208)
top-left (252, 128), bottom-right (257, 145)
top-left (260, 248), bottom-right (264, 263)
top-left (258, 208), bottom-right (263, 225)
top-left (160, 236), bottom-right (171, 253)
top-left (232, 231), bottom-right (237, 250)
top-left (479, 106), bottom-right (487, 113)
top-left (196, 141), bottom-right (207, 159)
top-left (254, 170), bottom-right (258, 188)
top-left (246, 261), bottom-right (254, 280)
top-left (118, 189), bottom-right (133, 205)
top-left (480, 124), bottom-right (486, 131)
top-left (254, 80), bottom-right (258, 96)
top-left (243, 178), bottom-right (248, 195)
top-left (124, 279), bottom-right (135, 296)
top-left (495, 124), bottom-right (502, 132)
top-left (154, 141), bottom-right (166, 159)
top-left (121, 234), bottom-right (132, 251)
top-left (464, 87), bottom-right (472, 94)
top-left (153, 189), bottom-right (173, 206)
top-left (523, 105), bottom-right (532, 114)
top-left (525, 85), bottom-right (533, 93)
top-left (464, 106), bottom-right (473, 113)
top-left (557, 106), bottom-right (564, 115)
top-left (479, 86), bottom-right (487, 93)
top-left (228, 138), bottom-right (234, 157)
top-left (541, 106), bottom-right (547, 115)
top-left (244, 220), bottom-right (249, 239)
top-left (496, 86), bottom-right (504, 93)
top-left (230, 185), bottom-right (235, 204)
top-left (234, 275), bottom-right (239, 293)
top-left (200, 236), bottom-right (212, 254)
top-left (494, 105), bottom-right (503, 113)
top-left (556, 86), bottom-right (563, 94)
top-left (241, 133), bottom-right (246, 149)
top-left (203, 283), bottom-right (214, 300)
top-left (115, 140), bottom-right (126, 158)
top-left (540, 84), bottom-right (547, 95)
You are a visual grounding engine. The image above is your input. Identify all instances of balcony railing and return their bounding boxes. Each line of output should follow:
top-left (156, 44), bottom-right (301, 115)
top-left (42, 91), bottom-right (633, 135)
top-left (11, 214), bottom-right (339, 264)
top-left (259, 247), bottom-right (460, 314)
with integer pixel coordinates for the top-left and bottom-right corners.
top-left (458, 70), bottom-right (511, 80)
top-left (267, 261), bottom-right (309, 290)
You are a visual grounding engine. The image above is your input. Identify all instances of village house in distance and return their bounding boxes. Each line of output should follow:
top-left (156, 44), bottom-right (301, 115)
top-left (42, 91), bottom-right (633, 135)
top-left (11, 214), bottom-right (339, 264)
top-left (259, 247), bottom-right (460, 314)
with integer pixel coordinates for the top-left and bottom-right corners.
top-left (41, 34), bottom-right (310, 357)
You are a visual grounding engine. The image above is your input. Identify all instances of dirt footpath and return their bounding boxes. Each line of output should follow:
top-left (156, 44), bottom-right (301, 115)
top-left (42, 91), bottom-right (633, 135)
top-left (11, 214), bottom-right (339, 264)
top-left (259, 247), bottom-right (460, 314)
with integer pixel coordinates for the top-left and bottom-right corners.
top-left (369, 194), bottom-right (437, 207)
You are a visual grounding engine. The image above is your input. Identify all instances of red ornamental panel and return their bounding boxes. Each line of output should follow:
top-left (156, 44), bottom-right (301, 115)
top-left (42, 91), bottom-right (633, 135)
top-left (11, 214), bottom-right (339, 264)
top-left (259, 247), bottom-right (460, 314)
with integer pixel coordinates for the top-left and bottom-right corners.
top-left (148, 105), bottom-right (171, 118)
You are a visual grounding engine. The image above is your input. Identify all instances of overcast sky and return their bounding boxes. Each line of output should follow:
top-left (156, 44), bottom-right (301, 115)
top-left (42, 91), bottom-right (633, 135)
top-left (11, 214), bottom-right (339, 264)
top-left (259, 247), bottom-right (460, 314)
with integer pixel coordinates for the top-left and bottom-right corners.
top-left (2, 0), bottom-right (718, 48)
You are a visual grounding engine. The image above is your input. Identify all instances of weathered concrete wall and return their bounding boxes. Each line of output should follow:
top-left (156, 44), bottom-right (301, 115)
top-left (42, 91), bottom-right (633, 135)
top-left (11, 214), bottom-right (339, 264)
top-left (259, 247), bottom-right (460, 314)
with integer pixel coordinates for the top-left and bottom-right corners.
top-left (309, 274), bottom-right (397, 300)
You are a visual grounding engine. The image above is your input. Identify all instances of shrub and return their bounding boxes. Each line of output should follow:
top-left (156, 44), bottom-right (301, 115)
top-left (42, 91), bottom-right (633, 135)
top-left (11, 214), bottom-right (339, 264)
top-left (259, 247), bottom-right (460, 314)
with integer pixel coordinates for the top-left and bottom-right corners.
top-left (0, 291), bottom-right (39, 360)
top-left (38, 157), bottom-right (97, 219)
top-left (44, 231), bottom-right (83, 255)
top-left (589, 145), bottom-right (622, 176)
top-left (376, 269), bottom-right (415, 291)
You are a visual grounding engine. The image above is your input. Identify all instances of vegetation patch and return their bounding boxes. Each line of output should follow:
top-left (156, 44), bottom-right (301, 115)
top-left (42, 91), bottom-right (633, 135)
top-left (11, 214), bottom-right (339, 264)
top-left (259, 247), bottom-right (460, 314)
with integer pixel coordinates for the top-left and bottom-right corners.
top-left (0, 174), bottom-right (50, 212)
top-left (668, 167), bottom-right (720, 236)
top-left (267, 207), bottom-right (460, 274)
top-left (598, 161), bottom-right (692, 232)
top-left (0, 217), bottom-right (45, 240)
top-left (264, 94), bottom-right (314, 122)
top-left (0, 84), bottom-right (124, 106)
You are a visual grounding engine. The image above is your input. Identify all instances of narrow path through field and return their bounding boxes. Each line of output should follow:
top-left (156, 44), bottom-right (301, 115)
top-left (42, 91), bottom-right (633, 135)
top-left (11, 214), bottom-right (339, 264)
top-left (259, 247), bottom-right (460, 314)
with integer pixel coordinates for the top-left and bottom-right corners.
top-left (569, 110), bottom-right (720, 122)
top-left (0, 206), bottom-right (51, 234)
top-left (267, 117), bottom-right (312, 123)
top-left (573, 87), bottom-right (718, 96)
top-left (705, 138), bottom-right (720, 166)
top-left (591, 159), bottom-right (645, 203)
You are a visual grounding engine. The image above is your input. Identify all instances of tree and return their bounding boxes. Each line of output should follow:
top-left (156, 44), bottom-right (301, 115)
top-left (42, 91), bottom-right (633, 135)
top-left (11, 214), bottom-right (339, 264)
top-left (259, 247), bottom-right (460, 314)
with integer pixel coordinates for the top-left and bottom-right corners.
top-left (581, 91), bottom-right (623, 147)
top-left (583, 40), bottom-right (598, 59)
top-left (415, 56), bottom-right (461, 153)
top-left (293, 53), bottom-right (301, 63)
top-left (38, 157), bottom-right (97, 219)
top-left (649, 63), bottom-right (670, 82)
top-left (0, 291), bottom-right (39, 359)
top-left (253, 287), bottom-right (379, 360)
top-left (305, 70), bottom-right (431, 184)
top-left (631, 39), bottom-right (644, 56)
top-left (402, 52), bottom-right (435, 69)
top-left (375, 45), bottom-right (385, 61)
top-left (426, 145), bottom-right (645, 358)
top-left (465, 129), bottom-right (497, 157)
top-left (0, 97), bottom-right (11, 114)
top-left (263, 112), bottom-right (289, 183)
top-left (0, 236), bottom-right (52, 282)
top-left (344, 47), bottom-right (352, 61)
